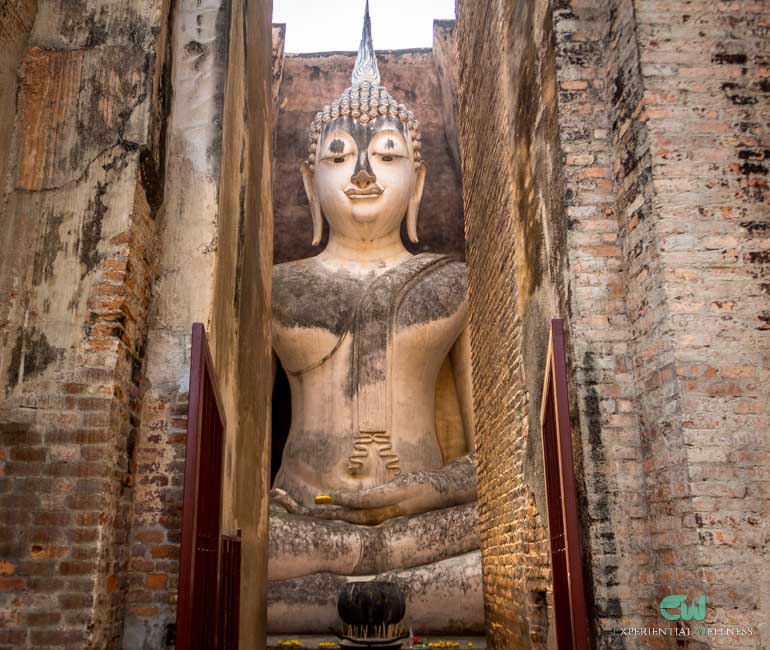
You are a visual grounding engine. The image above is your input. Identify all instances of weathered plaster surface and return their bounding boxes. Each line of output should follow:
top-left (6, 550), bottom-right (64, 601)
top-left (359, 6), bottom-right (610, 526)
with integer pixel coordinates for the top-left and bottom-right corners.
top-left (125, 0), bottom-right (274, 648)
top-left (0, 0), bottom-right (38, 194)
top-left (0, 0), bottom-right (274, 648)
top-left (0, 1), bottom-right (172, 647)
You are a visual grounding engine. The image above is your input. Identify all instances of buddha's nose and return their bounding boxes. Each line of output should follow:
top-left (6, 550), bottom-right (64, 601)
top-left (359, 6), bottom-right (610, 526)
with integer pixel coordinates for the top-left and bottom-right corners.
top-left (351, 168), bottom-right (376, 188)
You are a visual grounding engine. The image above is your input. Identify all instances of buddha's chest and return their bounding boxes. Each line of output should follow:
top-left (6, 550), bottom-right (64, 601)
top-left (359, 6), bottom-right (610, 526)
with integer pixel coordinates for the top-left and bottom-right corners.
top-left (272, 254), bottom-right (468, 377)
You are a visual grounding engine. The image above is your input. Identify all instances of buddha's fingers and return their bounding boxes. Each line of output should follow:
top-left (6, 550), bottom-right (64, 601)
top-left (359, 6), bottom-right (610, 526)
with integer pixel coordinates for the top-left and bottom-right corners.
top-left (333, 459), bottom-right (477, 513)
top-left (313, 504), bottom-right (402, 525)
top-left (270, 488), bottom-right (311, 516)
top-left (330, 483), bottom-right (418, 509)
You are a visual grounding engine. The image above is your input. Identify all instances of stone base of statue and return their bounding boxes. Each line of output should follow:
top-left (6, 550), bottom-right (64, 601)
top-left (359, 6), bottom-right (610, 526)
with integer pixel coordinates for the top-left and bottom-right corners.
top-left (267, 551), bottom-right (484, 635)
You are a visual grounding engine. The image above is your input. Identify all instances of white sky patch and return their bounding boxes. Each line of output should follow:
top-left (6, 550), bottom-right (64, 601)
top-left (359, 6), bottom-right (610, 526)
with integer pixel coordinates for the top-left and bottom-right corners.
top-left (273, 0), bottom-right (456, 54)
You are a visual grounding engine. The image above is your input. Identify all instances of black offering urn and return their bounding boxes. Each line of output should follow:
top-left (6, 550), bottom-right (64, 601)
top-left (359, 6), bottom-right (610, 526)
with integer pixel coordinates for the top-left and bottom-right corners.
top-left (336, 581), bottom-right (407, 647)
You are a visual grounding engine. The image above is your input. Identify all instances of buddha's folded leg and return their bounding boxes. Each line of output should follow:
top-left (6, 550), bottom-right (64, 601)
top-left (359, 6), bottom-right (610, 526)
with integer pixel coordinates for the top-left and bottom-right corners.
top-left (269, 502), bottom-right (479, 581)
top-left (267, 550), bottom-right (484, 635)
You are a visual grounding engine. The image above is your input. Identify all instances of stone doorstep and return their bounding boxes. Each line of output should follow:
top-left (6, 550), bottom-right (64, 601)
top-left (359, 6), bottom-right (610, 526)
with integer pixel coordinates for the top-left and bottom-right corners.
top-left (267, 636), bottom-right (487, 649)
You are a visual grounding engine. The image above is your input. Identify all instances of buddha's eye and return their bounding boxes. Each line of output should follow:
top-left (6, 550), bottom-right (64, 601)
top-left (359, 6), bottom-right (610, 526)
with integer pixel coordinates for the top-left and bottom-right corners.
top-left (381, 155), bottom-right (394, 162)
top-left (333, 156), bottom-right (346, 164)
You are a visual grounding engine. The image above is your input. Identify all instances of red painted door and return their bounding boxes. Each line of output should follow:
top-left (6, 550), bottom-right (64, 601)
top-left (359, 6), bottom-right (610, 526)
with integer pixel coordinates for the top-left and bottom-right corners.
top-left (176, 323), bottom-right (227, 650)
top-left (540, 319), bottom-right (589, 650)
top-left (217, 533), bottom-right (242, 650)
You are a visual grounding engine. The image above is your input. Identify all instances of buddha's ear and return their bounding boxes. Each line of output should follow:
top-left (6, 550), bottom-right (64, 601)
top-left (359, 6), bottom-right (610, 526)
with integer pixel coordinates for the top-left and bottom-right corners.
top-left (301, 162), bottom-right (323, 246)
top-left (406, 164), bottom-right (426, 244)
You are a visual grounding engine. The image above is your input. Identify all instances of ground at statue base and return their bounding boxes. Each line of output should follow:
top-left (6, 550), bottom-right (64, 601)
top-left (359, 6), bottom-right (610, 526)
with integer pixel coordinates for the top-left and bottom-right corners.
top-left (267, 636), bottom-right (487, 649)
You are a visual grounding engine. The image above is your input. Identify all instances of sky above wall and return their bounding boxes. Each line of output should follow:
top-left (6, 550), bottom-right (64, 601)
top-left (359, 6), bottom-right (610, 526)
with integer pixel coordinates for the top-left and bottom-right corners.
top-left (273, 0), bottom-right (456, 53)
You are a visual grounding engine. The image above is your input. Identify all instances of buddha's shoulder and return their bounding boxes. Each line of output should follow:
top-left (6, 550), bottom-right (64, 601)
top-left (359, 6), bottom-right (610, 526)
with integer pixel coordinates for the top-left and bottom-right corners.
top-left (273, 257), bottom-right (358, 290)
top-left (397, 254), bottom-right (467, 327)
top-left (272, 257), bottom-right (360, 333)
top-left (272, 256), bottom-right (322, 283)
top-left (408, 253), bottom-right (467, 290)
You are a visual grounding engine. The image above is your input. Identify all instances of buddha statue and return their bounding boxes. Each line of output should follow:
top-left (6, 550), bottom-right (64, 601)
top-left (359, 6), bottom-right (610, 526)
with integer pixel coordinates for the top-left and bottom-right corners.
top-left (268, 2), bottom-right (483, 634)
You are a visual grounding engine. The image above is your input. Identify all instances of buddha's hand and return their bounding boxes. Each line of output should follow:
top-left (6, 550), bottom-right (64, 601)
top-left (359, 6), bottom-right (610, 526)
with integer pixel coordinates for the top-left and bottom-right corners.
top-left (269, 487), bottom-right (312, 516)
top-left (311, 454), bottom-right (478, 526)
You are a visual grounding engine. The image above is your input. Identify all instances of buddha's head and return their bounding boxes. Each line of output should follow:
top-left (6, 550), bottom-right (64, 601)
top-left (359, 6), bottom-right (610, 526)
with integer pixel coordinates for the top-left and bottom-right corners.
top-left (301, 2), bottom-right (426, 246)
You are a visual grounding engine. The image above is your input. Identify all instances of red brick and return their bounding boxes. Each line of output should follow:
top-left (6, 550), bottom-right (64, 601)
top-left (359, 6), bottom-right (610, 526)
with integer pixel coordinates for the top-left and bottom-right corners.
top-left (59, 561), bottom-right (96, 576)
top-left (146, 573), bottom-right (167, 590)
top-left (0, 577), bottom-right (26, 592)
top-left (150, 544), bottom-right (178, 559)
top-left (58, 592), bottom-right (93, 609)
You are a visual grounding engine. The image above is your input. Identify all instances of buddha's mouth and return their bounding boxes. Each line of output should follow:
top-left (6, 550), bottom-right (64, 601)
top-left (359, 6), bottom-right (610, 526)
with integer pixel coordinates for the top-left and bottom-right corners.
top-left (344, 186), bottom-right (383, 198)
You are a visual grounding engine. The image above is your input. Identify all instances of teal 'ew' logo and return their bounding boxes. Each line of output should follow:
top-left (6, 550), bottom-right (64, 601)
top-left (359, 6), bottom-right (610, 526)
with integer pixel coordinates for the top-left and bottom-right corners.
top-left (659, 595), bottom-right (706, 621)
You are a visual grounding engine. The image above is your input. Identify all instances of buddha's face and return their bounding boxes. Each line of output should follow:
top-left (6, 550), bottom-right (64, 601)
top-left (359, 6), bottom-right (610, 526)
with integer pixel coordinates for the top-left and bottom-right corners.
top-left (303, 116), bottom-right (425, 243)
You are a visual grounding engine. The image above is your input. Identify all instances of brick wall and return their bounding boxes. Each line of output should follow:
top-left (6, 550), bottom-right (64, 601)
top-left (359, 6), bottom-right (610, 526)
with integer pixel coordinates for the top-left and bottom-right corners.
top-left (123, 1), bottom-right (275, 648)
top-left (556, 0), bottom-right (654, 644)
top-left (0, 1), bottom-right (275, 648)
top-left (456, 1), bottom-right (556, 646)
top-left (629, 0), bottom-right (770, 644)
top-left (0, 2), bottom-right (171, 647)
top-left (457, 0), bottom-right (769, 647)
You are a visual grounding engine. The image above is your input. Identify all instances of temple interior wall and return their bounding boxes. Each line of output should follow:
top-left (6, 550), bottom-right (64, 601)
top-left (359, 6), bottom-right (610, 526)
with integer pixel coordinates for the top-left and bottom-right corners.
top-left (0, 1), bottom-right (173, 646)
top-left (626, 0), bottom-right (769, 641)
top-left (458, 0), bottom-right (769, 648)
top-left (0, 1), bottom-right (274, 648)
top-left (456, 0), bottom-right (561, 646)
top-left (123, 0), bottom-right (274, 648)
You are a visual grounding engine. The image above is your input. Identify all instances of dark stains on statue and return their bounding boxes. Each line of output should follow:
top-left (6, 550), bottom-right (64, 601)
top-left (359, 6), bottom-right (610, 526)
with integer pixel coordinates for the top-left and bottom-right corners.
top-left (80, 182), bottom-right (108, 276)
top-left (320, 117), bottom-right (409, 168)
top-left (395, 260), bottom-right (466, 328)
top-left (329, 138), bottom-right (345, 154)
top-left (273, 259), bottom-right (361, 336)
top-left (273, 255), bottom-right (466, 421)
top-left (280, 430), bottom-right (342, 483)
top-left (274, 255), bottom-right (466, 340)
top-left (185, 40), bottom-right (209, 72)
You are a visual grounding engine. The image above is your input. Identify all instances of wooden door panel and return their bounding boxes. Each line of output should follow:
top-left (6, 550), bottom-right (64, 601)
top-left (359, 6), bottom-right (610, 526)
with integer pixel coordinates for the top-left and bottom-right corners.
top-left (176, 323), bottom-right (227, 650)
top-left (540, 319), bottom-right (589, 650)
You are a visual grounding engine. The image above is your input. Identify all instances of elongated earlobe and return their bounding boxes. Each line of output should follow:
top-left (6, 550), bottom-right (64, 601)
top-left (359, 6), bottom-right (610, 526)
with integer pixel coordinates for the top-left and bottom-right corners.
top-left (406, 165), bottom-right (426, 244)
top-left (301, 162), bottom-right (323, 246)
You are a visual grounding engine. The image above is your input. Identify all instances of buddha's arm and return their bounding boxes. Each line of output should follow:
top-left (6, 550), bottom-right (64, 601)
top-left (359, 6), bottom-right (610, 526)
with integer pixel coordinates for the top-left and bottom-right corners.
top-left (275, 454), bottom-right (477, 526)
top-left (450, 323), bottom-right (475, 452)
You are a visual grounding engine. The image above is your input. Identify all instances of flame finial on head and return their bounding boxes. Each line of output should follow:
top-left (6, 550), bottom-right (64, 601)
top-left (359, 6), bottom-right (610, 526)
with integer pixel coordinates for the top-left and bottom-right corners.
top-left (352, 0), bottom-right (380, 85)
top-left (305, 0), bottom-right (423, 174)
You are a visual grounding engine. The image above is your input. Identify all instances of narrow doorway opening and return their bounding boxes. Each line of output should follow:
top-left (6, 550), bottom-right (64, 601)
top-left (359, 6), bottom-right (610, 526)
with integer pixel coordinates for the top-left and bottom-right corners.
top-left (271, 360), bottom-right (292, 484)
